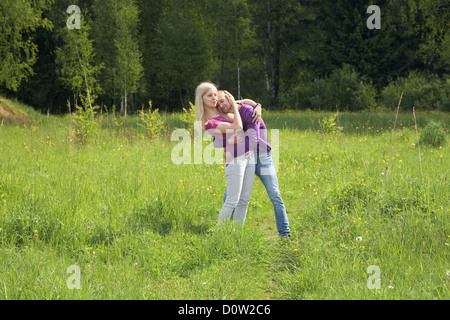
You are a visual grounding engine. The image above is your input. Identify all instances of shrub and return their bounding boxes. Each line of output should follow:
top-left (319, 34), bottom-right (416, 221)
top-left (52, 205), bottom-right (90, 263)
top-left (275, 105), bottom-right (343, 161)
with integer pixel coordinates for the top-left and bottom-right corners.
top-left (319, 114), bottom-right (343, 134)
top-left (138, 100), bottom-right (164, 140)
top-left (419, 121), bottom-right (446, 147)
top-left (328, 64), bottom-right (364, 111)
top-left (281, 64), bottom-right (378, 111)
top-left (380, 71), bottom-right (449, 111)
top-left (359, 80), bottom-right (378, 111)
top-left (71, 105), bottom-right (99, 145)
top-left (180, 101), bottom-right (196, 135)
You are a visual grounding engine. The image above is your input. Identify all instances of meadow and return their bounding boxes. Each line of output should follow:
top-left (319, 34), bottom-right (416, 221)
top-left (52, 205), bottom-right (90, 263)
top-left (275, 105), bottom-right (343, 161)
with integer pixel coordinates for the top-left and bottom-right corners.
top-left (0, 97), bottom-right (449, 300)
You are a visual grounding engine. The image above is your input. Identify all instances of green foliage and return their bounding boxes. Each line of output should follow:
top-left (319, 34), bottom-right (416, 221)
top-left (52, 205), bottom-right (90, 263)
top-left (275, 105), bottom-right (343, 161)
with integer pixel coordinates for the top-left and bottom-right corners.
top-left (380, 71), bottom-right (450, 111)
top-left (328, 65), bottom-right (368, 111)
top-left (71, 104), bottom-right (99, 145)
top-left (56, 9), bottom-right (103, 111)
top-left (180, 102), bottom-right (197, 135)
top-left (408, 0), bottom-right (450, 66)
top-left (3, 0), bottom-right (450, 113)
top-left (137, 100), bottom-right (164, 140)
top-left (319, 114), bottom-right (343, 135)
top-left (149, 0), bottom-right (217, 108)
top-left (0, 0), bottom-right (53, 91)
top-left (214, 0), bottom-right (257, 97)
top-left (281, 65), bottom-right (377, 111)
top-left (360, 81), bottom-right (378, 111)
top-left (419, 121), bottom-right (447, 147)
top-left (441, 31), bottom-right (450, 73)
top-left (92, 0), bottom-right (118, 105)
top-left (113, 0), bottom-right (144, 116)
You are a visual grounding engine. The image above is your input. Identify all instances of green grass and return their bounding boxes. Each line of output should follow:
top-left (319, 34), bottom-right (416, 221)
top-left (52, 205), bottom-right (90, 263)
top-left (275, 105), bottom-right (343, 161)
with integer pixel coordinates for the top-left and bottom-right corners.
top-left (0, 99), bottom-right (449, 299)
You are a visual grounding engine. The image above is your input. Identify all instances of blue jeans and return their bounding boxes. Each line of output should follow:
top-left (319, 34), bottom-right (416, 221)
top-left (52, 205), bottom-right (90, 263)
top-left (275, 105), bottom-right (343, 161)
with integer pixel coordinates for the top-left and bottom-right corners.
top-left (223, 150), bottom-right (291, 237)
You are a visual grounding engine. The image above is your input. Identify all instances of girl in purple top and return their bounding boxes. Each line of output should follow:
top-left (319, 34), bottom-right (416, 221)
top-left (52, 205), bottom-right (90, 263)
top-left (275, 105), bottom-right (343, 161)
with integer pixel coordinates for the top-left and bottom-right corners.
top-left (195, 82), bottom-right (256, 225)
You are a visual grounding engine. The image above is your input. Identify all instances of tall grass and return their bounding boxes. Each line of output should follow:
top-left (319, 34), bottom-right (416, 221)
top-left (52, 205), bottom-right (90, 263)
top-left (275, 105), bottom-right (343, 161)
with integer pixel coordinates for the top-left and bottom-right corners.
top-left (0, 101), bottom-right (448, 299)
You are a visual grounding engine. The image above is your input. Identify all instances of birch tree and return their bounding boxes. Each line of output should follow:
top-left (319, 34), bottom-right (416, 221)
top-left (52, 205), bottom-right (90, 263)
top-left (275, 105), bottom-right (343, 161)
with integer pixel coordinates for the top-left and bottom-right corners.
top-left (56, 9), bottom-right (103, 111)
top-left (113, 0), bottom-right (143, 117)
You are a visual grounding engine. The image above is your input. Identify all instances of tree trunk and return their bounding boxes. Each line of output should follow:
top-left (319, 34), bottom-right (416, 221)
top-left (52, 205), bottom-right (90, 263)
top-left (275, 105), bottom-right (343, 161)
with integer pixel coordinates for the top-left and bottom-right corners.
top-left (235, 10), bottom-right (241, 99)
top-left (124, 77), bottom-right (128, 118)
top-left (179, 89), bottom-right (185, 109)
top-left (124, 91), bottom-right (128, 118)
top-left (75, 41), bottom-right (93, 112)
top-left (266, 3), bottom-right (279, 107)
top-left (46, 96), bottom-right (53, 117)
top-left (270, 47), bottom-right (280, 106)
top-left (237, 56), bottom-right (241, 99)
top-left (120, 94), bottom-right (124, 115)
top-left (130, 93), bottom-right (134, 113)
top-left (260, 47), bottom-right (271, 109)
top-left (82, 68), bottom-right (93, 112)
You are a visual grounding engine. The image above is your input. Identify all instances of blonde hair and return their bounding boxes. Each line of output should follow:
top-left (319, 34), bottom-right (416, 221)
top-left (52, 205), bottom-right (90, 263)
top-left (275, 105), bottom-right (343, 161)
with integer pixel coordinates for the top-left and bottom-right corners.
top-left (195, 82), bottom-right (218, 126)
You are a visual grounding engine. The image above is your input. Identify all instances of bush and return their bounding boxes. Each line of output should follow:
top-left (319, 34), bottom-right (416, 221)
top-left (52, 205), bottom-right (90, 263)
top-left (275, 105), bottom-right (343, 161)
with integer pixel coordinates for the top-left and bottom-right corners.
top-left (380, 71), bottom-right (449, 111)
top-left (281, 64), bottom-right (378, 111)
top-left (328, 64), bottom-right (364, 111)
top-left (71, 105), bottom-right (99, 145)
top-left (319, 114), bottom-right (343, 134)
top-left (180, 102), bottom-right (196, 135)
top-left (419, 121), bottom-right (446, 147)
top-left (138, 100), bottom-right (164, 140)
top-left (359, 80), bottom-right (378, 110)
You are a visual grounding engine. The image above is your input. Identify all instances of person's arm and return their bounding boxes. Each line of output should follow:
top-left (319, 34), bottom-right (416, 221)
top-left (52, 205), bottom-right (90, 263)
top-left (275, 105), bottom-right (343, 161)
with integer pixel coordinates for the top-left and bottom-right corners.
top-left (212, 133), bottom-right (226, 148)
top-left (215, 92), bottom-right (243, 133)
top-left (212, 125), bottom-right (244, 148)
top-left (242, 109), bottom-right (259, 152)
top-left (225, 106), bottom-right (259, 158)
top-left (237, 98), bottom-right (262, 124)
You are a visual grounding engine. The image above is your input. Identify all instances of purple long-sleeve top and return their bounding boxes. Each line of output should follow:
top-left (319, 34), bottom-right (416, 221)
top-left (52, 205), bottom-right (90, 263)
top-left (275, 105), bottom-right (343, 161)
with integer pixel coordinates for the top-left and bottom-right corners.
top-left (206, 103), bottom-right (271, 157)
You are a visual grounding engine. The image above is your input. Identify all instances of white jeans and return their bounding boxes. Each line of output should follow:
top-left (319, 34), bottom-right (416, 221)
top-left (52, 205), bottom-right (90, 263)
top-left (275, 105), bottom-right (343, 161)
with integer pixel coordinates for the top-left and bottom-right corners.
top-left (218, 151), bottom-right (256, 225)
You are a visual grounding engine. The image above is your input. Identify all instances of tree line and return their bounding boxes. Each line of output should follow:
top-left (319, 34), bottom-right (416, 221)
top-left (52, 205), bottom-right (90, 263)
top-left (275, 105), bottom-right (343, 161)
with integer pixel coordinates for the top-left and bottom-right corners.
top-left (0, 0), bottom-right (449, 114)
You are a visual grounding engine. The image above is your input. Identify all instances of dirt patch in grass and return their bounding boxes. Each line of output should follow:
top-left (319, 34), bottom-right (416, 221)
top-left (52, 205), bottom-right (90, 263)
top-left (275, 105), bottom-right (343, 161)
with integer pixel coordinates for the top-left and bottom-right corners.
top-left (0, 99), bottom-right (33, 125)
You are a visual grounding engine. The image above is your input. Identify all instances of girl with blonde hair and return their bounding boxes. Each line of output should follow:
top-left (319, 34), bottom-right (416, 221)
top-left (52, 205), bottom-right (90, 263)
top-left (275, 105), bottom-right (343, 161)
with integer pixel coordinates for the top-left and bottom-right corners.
top-left (195, 82), bottom-right (256, 225)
